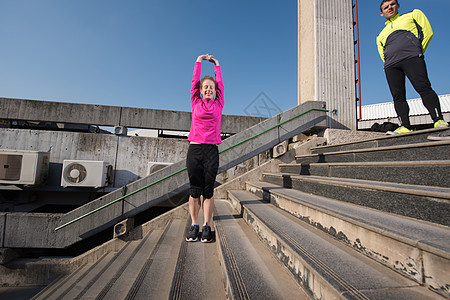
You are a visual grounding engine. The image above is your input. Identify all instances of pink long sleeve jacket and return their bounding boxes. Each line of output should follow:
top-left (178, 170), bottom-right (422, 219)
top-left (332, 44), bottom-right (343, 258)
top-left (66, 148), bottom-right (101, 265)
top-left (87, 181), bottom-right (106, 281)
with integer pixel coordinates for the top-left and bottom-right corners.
top-left (187, 62), bottom-right (224, 144)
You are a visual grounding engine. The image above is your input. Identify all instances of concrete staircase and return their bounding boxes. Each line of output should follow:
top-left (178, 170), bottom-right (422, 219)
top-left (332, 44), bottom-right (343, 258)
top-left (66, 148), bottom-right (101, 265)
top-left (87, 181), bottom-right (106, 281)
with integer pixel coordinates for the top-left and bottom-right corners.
top-left (225, 128), bottom-right (449, 299)
top-left (29, 201), bottom-right (308, 300)
top-left (4, 128), bottom-right (449, 299)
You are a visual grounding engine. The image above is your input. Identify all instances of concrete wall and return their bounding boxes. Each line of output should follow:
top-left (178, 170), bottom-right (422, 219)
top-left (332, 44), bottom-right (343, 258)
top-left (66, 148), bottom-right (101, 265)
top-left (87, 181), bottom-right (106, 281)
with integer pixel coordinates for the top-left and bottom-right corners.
top-left (0, 97), bottom-right (265, 134)
top-left (298, 0), bottom-right (357, 130)
top-left (0, 127), bottom-right (271, 213)
top-left (0, 128), bottom-right (188, 189)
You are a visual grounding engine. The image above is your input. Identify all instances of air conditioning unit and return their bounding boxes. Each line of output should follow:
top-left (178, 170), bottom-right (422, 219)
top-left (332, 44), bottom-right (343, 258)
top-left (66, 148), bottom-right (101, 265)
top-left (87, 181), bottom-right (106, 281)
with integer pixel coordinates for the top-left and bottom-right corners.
top-left (0, 150), bottom-right (50, 185)
top-left (147, 162), bottom-right (173, 175)
top-left (61, 160), bottom-right (111, 188)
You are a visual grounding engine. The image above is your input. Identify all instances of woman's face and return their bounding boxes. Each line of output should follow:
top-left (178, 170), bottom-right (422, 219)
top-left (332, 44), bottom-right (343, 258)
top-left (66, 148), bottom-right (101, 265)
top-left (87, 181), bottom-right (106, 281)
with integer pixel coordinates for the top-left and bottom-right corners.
top-left (200, 79), bottom-right (216, 100)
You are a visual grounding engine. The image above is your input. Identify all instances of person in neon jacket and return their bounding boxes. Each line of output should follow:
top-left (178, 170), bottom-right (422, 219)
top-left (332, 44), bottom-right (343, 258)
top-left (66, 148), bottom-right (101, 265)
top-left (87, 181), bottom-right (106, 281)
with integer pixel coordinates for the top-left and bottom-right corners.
top-left (377, 0), bottom-right (448, 134)
top-left (185, 54), bottom-right (223, 243)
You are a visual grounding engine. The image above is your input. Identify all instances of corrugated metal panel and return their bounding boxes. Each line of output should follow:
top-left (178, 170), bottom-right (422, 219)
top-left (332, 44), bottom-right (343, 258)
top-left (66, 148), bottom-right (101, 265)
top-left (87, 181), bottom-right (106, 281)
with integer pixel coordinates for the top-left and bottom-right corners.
top-left (316, 0), bottom-right (357, 130)
top-left (361, 94), bottom-right (450, 121)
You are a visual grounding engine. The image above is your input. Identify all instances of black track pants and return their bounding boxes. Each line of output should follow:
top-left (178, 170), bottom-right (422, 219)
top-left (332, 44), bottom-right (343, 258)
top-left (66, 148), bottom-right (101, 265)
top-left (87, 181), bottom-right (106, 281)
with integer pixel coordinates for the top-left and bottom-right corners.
top-left (385, 56), bottom-right (443, 128)
top-left (186, 144), bottom-right (219, 199)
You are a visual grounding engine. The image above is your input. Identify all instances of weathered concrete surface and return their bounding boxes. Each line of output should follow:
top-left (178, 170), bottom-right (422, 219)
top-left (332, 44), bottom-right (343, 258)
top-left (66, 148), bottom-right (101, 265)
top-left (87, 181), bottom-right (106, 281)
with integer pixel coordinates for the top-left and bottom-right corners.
top-left (0, 97), bottom-right (265, 134)
top-left (2, 213), bottom-right (64, 248)
top-left (0, 129), bottom-right (189, 188)
top-left (0, 129), bottom-right (271, 214)
top-left (0, 129), bottom-right (119, 187)
top-left (323, 128), bottom-right (386, 145)
top-left (215, 148), bottom-right (297, 199)
top-left (0, 98), bottom-right (121, 127)
top-left (115, 135), bottom-right (189, 187)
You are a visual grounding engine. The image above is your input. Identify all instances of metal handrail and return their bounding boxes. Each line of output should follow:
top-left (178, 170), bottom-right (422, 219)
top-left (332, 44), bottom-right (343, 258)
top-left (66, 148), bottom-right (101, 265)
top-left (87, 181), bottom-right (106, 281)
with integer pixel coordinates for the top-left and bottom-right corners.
top-left (55, 107), bottom-right (328, 231)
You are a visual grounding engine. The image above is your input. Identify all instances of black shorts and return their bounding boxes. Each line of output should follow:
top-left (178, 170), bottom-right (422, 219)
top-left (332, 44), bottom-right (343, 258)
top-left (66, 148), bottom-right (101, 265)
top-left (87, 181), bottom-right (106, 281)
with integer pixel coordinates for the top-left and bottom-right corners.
top-left (186, 144), bottom-right (219, 199)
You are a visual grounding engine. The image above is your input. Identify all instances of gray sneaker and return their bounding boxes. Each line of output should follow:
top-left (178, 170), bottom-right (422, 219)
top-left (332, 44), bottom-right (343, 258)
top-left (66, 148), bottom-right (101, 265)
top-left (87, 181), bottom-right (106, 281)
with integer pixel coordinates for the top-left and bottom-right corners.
top-left (427, 129), bottom-right (450, 141)
top-left (201, 225), bottom-right (213, 243)
top-left (186, 224), bottom-right (199, 242)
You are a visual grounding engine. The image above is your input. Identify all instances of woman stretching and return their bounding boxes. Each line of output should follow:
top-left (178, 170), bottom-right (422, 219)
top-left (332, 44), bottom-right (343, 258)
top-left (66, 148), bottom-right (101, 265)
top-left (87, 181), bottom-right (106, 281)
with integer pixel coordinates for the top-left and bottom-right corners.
top-left (185, 54), bottom-right (224, 243)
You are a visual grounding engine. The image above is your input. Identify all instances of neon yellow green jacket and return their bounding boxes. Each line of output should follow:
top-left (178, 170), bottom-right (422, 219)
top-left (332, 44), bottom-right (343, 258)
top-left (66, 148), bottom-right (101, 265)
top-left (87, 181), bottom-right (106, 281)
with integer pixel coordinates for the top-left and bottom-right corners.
top-left (377, 9), bottom-right (433, 68)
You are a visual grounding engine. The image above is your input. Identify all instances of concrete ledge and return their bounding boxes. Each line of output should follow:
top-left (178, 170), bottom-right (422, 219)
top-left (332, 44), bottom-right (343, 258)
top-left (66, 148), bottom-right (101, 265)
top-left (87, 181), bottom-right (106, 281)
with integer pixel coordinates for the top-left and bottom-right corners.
top-left (0, 97), bottom-right (266, 134)
top-left (0, 97), bottom-right (121, 127)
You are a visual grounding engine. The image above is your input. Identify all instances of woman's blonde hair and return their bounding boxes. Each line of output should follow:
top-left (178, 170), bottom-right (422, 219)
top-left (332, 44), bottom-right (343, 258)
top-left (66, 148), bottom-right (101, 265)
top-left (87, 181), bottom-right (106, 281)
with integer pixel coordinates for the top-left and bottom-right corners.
top-left (200, 76), bottom-right (217, 89)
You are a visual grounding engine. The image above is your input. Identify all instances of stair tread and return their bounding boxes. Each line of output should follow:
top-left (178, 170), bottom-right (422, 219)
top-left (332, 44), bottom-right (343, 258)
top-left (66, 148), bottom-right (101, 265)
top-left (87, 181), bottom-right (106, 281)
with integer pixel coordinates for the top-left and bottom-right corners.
top-left (214, 199), bottom-right (309, 299)
top-left (169, 209), bottom-right (227, 299)
top-left (32, 251), bottom-right (119, 300)
top-left (246, 181), bottom-right (450, 255)
top-left (295, 140), bottom-right (450, 166)
top-left (263, 172), bottom-right (450, 199)
top-left (228, 190), bottom-right (440, 299)
top-left (79, 238), bottom-right (146, 298)
top-left (100, 226), bottom-right (168, 299)
top-left (280, 160), bottom-right (450, 167)
top-left (310, 127), bottom-right (448, 151)
top-left (124, 218), bottom-right (187, 299)
top-left (58, 252), bottom-right (117, 300)
top-left (36, 220), bottom-right (188, 300)
top-left (306, 139), bottom-right (450, 156)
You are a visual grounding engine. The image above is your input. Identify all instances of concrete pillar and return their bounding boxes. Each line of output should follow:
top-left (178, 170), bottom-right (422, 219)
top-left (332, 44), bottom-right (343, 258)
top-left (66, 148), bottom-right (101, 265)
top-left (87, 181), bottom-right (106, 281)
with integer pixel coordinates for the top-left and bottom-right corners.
top-left (298, 0), bottom-right (357, 130)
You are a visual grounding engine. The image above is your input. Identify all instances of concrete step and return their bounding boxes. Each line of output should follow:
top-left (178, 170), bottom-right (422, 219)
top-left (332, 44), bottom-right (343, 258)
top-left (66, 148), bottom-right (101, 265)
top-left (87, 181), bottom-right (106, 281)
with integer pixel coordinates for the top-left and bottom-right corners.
top-left (120, 218), bottom-right (187, 299)
top-left (31, 219), bottom-right (186, 300)
top-left (262, 172), bottom-right (450, 226)
top-left (227, 190), bottom-right (443, 299)
top-left (214, 199), bottom-right (309, 299)
top-left (279, 160), bottom-right (450, 188)
top-left (76, 238), bottom-right (152, 299)
top-left (168, 209), bottom-right (227, 299)
top-left (96, 222), bottom-right (177, 300)
top-left (31, 252), bottom-right (116, 299)
top-left (311, 127), bottom-right (448, 154)
top-left (296, 140), bottom-right (450, 164)
top-left (245, 181), bottom-right (450, 297)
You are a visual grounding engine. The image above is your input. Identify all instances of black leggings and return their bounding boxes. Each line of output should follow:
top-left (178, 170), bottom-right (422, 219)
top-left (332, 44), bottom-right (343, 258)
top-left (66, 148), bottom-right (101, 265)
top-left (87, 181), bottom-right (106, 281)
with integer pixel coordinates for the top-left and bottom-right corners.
top-left (186, 144), bottom-right (219, 199)
top-left (385, 56), bottom-right (443, 128)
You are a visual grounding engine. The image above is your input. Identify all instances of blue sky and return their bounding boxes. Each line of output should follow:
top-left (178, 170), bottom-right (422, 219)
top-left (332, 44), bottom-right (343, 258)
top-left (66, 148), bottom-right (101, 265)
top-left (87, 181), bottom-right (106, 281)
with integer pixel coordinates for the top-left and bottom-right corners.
top-left (1, 0), bottom-right (449, 118)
